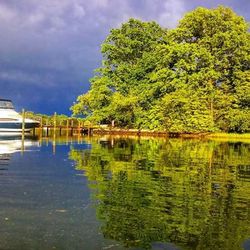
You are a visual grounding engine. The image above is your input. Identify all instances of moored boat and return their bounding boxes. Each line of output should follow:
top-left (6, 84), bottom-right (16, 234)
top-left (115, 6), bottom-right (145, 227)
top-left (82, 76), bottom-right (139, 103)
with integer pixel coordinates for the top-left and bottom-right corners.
top-left (0, 99), bottom-right (40, 134)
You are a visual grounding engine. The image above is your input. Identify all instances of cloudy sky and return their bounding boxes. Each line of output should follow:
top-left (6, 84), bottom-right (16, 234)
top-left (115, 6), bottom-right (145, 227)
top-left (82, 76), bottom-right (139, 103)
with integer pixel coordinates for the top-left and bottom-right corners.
top-left (0, 0), bottom-right (249, 115)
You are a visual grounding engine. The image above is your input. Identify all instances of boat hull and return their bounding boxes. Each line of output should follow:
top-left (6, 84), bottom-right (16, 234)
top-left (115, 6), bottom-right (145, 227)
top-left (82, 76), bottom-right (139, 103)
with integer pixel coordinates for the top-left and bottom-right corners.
top-left (0, 100), bottom-right (40, 134)
top-left (0, 122), bottom-right (39, 133)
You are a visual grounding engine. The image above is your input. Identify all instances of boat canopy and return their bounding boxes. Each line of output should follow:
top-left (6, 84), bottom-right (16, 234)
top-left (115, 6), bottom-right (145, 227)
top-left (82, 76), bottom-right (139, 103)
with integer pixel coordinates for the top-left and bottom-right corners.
top-left (0, 99), bottom-right (14, 109)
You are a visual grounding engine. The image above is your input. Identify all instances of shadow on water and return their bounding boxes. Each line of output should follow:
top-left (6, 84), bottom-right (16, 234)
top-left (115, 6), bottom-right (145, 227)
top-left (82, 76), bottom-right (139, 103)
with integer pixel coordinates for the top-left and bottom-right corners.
top-left (0, 134), bottom-right (249, 249)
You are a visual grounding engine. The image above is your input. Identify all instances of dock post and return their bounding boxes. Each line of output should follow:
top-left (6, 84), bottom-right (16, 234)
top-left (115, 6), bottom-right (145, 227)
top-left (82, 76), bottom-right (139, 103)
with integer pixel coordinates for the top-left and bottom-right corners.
top-left (78, 120), bottom-right (81, 135)
top-left (22, 108), bottom-right (25, 135)
top-left (66, 119), bottom-right (69, 137)
top-left (53, 112), bottom-right (57, 137)
top-left (53, 112), bottom-right (56, 154)
top-left (40, 117), bottom-right (43, 137)
top-left (46, 118), bottom-right (49, 137)
top-left (59, 120), bottom-right (62, 136)
top-left (71, 119), bottom-right (74, 136)
top-left (21, 109), bottom-right (25, 153)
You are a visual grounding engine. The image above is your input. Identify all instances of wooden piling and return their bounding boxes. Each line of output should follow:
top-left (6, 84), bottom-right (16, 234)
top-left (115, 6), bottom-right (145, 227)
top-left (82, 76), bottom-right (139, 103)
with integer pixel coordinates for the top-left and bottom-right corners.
top-left (78, 120), bottom-right (81, 135)
top-left (66, 119), bottom-right (69, 137)
top-left (21, 108), bottom-right (25, 153)
top-left (40, 117), bottom-right (43, 128)
top-left (53, 112), bottom-right (56, 154)
top-left (70, 119), bottom-right (74, 136)
top-left (53, 112), bottom-right (57, 136)
top-left (22, 108), bottom-right (25, 135)
top-left (40, 117), bottom-right (43, 137)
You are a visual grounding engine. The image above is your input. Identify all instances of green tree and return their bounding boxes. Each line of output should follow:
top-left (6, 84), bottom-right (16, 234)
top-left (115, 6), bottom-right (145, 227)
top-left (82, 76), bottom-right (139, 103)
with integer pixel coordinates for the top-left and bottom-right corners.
top-left (170, 6), bottom-right (250, 132)
top-left (72, 6), bottom-right (250, 133)
top-left (71, 18), bottom-right (168, 127)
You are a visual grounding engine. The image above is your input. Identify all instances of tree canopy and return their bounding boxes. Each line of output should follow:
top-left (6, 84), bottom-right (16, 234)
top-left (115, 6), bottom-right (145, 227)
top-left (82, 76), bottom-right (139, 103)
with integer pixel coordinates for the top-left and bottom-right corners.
top-left (71, 6), bottom-right (250, 133)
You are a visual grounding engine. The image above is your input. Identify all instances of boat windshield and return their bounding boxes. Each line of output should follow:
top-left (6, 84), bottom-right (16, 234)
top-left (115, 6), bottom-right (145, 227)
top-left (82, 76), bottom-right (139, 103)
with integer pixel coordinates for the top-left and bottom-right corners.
top-left (0, 100), bottom-right (14, 109)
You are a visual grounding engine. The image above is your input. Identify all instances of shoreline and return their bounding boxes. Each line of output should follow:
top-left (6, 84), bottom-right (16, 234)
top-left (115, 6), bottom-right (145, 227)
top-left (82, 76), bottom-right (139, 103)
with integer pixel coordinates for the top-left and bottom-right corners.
top-left (93, 128), bottom-right (250, 140)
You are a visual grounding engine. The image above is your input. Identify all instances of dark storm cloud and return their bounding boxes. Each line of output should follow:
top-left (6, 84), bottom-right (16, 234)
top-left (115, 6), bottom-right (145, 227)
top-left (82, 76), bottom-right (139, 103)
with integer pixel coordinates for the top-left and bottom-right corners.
top-left (0, 0), bottom-right (249, 114)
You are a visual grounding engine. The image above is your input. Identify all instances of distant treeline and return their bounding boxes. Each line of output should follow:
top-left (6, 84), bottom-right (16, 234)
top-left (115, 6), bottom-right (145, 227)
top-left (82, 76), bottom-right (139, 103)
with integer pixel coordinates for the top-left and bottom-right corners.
top-left (71, 6), bottom-right (250, 133)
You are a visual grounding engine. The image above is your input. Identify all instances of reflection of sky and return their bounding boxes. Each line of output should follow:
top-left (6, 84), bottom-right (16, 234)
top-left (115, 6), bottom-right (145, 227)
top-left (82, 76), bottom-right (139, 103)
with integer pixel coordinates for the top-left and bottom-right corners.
top-left (0, 0), bottom-right (249, 114)
top-left (0, 139), bottom-right (122, 250)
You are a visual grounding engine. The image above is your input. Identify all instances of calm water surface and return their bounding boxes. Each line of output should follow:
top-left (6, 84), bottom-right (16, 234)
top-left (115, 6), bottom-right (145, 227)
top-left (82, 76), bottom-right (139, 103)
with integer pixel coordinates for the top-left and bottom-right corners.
top-left (0, 135), bottom-right (249, 250)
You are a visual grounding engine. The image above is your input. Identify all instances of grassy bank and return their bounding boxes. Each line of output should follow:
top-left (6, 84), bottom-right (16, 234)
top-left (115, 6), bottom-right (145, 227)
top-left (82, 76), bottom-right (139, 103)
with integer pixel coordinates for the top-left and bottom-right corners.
top-left (206, 133), bottom-right (250, 139)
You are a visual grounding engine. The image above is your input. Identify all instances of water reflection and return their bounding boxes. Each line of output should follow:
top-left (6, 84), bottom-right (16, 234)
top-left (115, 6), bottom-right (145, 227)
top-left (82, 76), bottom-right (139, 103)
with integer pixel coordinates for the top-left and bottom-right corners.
top-left (69, 136), bottom-right (250, 250)
top-left (0, 135), bottom-right (100, 250)
top-left (0, 135), bottom-right (249, 249)
top-left (0, 135), bottom-right (40, 168)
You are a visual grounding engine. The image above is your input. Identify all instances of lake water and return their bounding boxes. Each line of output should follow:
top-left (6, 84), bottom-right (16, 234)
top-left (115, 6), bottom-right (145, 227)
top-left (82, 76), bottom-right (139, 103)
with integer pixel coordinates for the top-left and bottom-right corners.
top-left (0, 135), bottom-right (249, 250)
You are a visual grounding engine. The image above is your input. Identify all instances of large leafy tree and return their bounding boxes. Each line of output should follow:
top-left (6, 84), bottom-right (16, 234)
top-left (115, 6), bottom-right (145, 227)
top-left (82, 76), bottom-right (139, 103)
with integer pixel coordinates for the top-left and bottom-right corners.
top-left (169, 6), bottom-right (250, 132)
top-left (72, 6), bottom-right (250, 133)
top-left (71, 18), bottom-right (167, 126)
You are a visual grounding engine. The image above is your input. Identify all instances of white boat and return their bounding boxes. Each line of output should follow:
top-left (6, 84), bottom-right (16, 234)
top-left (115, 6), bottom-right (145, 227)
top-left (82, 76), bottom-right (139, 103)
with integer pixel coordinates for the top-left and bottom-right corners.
top-left (0, 99), bottom-right (40, 134)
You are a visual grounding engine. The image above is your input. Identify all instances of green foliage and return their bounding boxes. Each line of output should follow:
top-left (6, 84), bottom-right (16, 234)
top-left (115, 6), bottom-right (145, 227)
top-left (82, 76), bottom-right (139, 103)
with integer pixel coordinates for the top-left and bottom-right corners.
top-left (72, 6), bottom-right (250, 133)
top-left (159, 88), bottom-right (213, 132)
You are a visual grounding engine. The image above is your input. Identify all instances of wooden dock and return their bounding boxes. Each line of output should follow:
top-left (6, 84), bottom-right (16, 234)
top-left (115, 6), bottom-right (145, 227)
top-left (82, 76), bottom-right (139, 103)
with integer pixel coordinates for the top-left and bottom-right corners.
top-left (22, 110), bottom-right (96, 137)
top-left (36, 125), bottom-right (94, 137)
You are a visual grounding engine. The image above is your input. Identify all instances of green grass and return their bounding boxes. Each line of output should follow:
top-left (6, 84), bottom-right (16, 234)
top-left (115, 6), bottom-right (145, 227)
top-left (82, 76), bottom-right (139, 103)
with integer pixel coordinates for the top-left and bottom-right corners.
top-left (206, 133), bottom-right (250, 140)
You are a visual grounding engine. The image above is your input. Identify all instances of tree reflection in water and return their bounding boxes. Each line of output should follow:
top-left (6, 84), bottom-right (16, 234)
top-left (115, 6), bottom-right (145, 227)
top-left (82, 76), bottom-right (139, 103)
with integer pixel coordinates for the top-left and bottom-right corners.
top-left (69, 137), bottom-right (250, 250)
